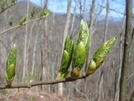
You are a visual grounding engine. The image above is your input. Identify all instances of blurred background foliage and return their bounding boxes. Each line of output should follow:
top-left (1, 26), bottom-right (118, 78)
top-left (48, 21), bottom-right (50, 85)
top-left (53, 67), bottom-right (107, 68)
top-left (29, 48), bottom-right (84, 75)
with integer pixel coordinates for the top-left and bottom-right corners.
top-left (0, 0), bottom-right (133, 101)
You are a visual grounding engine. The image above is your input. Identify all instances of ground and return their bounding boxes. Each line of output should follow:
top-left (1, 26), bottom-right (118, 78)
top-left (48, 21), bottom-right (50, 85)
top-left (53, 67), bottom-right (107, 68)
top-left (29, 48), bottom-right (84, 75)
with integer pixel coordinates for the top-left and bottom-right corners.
top-left (0, 88), bottom-right (83, 101)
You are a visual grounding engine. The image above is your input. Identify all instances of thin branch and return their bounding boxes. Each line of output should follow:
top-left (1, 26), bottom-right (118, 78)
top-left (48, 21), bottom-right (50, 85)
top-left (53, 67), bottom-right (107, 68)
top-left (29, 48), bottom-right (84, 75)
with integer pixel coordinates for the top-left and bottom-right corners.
top-left (0, 2), bottom-right (17, 14)
top-left (109, 13), bottom-right (122, 33)
top-left (0, 74), bottom-right (88, 89)
top-left (0, 14), bottom-right (49, 35)
top-left (98, 4), bottom-right (124, 15)
top-left (99, 4), bottom-right (134, 18)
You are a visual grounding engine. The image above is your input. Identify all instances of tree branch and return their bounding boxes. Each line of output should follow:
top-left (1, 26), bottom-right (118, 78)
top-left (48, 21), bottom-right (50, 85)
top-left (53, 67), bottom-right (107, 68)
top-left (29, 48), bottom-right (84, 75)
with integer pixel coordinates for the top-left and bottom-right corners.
top-left (0, 3), bottom-right (17, 14)
top-left (0, 74), bottom-right (88, 89)
top-left (98, 4), bottom-right (124, 15)
top-left (0, 13), bottom-right (49, 35)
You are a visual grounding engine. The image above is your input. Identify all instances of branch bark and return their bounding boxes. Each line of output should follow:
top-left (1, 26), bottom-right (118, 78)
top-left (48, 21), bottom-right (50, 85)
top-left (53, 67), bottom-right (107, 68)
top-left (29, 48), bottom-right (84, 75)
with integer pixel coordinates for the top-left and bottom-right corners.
top-left (0, 74), bottom-right (88, 89)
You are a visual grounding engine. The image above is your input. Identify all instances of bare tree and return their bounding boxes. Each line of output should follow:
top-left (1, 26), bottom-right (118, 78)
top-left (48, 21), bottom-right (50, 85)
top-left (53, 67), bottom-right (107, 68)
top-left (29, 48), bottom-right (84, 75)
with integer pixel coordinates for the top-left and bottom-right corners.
top-left (114, 17), bottom-right (125, 101)
top-left (58, 0), bottom-right (72, 96)
top-left (86, 0), bottom-right (95, 66)
top-left (103, 0), bottom-right (109, 42)
top-left (0, 0), bottom-right (134, 100)
top-left (41, 0), bottom-right (49, 91)
top-left (84, 0), bottom-right (95, 98)
top-left (70, 5), bottom-right (76, 37)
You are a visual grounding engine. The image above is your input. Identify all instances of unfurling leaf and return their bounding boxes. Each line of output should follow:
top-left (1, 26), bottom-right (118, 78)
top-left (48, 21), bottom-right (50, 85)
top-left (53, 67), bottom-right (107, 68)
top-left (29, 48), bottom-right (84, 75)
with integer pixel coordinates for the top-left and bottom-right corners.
top-left (12, 0), bottom-right (17, 4)
top-left (20, 16), bottom-right (27, 26)
top-left (23, 78), bottom-right (26, 84)
top-left (56, 36), bottom-right (74, 79)
top-left (30, 7), bottom-right (36, 19)
top-left (85, 37), bottom-right (117, 76)
top-left (29, 72), bottom-right (33, 82)
top-left (33, 69), bottom-right (37, 79)
top-left (40, 9), bottom-right (50, 19)
top-left (5, 44), bottom-right (17, 86)
top-left (4, 89), bottom-right (8, 96)
top-left (9, 15), bottom-right (13, 27)
top-left (71, 19), bottom-right (90, 79)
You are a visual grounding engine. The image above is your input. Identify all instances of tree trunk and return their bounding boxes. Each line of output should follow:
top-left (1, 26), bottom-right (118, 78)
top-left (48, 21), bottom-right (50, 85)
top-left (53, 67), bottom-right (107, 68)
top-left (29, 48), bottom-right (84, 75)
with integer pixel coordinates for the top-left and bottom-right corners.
top-left (86, 0), bottom-right (95, 69)
top-left (119, 0), bottom-right (132, 101)
top-left (103, 0), bottom-right (109, 42)
top-left (44, 0), bottom-right (48, 9)
top-left (70, 5), bottom-right (76, 37)
top-left (114, 17), bottom-right (125, 101)
top-left (84, 0), bottom-right (95, 95)
top-left (130, 91), bottom-right (134, 101)
top-left (23, 0), bottom-right (30, 81)
top-left (40, 0), bottom-right (49, 91)
top-left (58, 0), bottom-right (72, 97)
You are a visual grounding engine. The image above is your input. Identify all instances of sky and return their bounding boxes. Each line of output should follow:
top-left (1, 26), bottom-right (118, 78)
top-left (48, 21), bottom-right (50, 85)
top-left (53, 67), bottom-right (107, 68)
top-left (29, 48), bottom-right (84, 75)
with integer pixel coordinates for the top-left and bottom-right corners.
top-left (28, 0), bottom-right (133, 18)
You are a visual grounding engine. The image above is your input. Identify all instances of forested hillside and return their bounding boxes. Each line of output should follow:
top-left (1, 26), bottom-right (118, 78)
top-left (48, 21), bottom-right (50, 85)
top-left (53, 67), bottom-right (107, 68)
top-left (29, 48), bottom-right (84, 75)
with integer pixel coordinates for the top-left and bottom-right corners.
top-left (0, 0), bottom-right (133, 101)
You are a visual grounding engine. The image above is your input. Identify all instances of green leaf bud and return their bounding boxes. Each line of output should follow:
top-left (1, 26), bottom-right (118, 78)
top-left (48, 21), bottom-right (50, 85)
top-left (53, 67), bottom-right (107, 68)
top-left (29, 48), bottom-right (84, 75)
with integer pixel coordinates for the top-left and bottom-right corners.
top-left (30, 7), bottom-right (36, 19)
top-left (85, 37), bottom-right (117, 76)
top-left (56, 36), bottom-right (74, 79)
top-left (71, 19), bottom-right (90, 79)
top-left (20, 16), bottom-right (27, 26)
top-left (5, 44), bottom-right (17, 86)
top-left (9, 15), bottom-right (13, 27)
top-left (92, 37), bottom-right (117, 68)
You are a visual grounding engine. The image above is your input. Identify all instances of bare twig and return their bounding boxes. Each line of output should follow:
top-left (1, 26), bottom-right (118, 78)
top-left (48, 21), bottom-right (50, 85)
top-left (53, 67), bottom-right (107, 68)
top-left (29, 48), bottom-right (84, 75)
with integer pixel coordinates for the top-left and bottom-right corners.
top-left (98, 4), bottom-right (134, 18)
top-left (0, 74), bottom-right (88, 89)
top-left (0, 14), bottom-right (49, 35)
top-left (0, 2), bottom-right (17, 14)
top-left (97, 4), bottom-right (125, 15)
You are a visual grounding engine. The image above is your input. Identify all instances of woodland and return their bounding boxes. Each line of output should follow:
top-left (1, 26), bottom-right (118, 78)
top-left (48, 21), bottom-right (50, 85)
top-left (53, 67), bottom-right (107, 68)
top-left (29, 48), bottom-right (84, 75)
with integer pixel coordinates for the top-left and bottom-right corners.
top-left (0, 0), bottom-right (134, 101)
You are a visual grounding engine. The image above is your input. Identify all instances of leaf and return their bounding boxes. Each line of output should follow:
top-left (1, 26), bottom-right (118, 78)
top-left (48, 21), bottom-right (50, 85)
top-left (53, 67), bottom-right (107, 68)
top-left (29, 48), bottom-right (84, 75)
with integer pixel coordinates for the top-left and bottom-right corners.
top-left (76, 20), bottom-right (90, 51)
top-left (9, 15), bottom-right (13, 26)
top-left (85, 37), bottom-right (117, 76)
top-left (71, 68), bottom-right (81, 79)
top-left (30, 7), bottom-right (36, 19)
top-left (12, 0), bottom-right (17, 4)
top-left (71, 19), bottom-right (90, 79)
top-left (23, 78), bottom-right (26, 84)
top-left (29, 72), bottom-right (33, 82)
top-left (72, 42), bottom-right (86, 69)
top-left (20, 16), bottom-right (27, 25)
top-left (33, 69), bottom-right (37, 79)
top-left (6, 64), bottom-right (15, 80)
top-left (40, 9), bottom-right (50, 19)
top-left (6, 44), bottom-right (17, 70)
top-left (88, 60), bottom-right (97, 69)
top-left (56, 36), bottom-right (73, 79)
top-left (4, 89), bottom-right (8, 96)
top-left (60, 50), bottom-right (69, 72)
top-left (5, 44), bottom-right (17, 86)
top-left (92, 37), bottom-right (117, 68)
